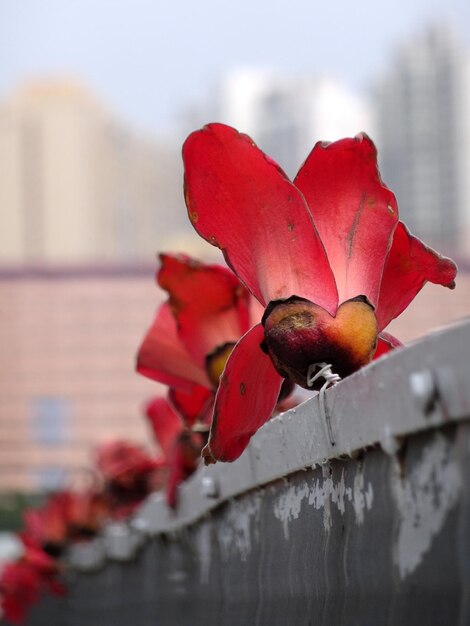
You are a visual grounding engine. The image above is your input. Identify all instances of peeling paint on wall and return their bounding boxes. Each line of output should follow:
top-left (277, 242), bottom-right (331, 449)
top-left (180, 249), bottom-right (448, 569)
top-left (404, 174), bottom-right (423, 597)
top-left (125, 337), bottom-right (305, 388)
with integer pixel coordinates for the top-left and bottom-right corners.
top-left (217, 492), bottom-right (262, 561)
top-left (195, 522), bottom-right (212, 584)
top-left (272, 464), bottom-right (374, 539)
top-left (353, 467), bottom-right (374, 525)
top-left (392, 432), bottom-right (462, 579)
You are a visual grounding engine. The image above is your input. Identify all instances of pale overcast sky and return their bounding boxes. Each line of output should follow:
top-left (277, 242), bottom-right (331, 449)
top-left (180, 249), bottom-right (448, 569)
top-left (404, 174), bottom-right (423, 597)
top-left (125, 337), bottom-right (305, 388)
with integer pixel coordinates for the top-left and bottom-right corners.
top-left (1, 0), bottom-right (469, 137)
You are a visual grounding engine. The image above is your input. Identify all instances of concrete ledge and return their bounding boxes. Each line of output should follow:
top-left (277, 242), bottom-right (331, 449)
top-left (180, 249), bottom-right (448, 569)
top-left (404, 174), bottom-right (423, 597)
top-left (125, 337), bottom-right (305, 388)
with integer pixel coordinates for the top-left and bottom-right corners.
top-left (136, 319), bottom-right (470, 535)
top-left (24, 320), bottom-right (470, 626)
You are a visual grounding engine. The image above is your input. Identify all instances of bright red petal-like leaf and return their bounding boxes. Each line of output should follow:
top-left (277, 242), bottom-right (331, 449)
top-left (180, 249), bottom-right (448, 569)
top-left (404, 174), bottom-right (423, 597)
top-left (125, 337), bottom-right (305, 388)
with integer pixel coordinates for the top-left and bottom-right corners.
top-left (23, 496), bottom-right (68, 547)
top-left (376, 222), bottom-right (457, 331)
top-left (136, 302), bottom-right (210, 392)
top-left (159, 253), bottom-right (250, 324)
top-left (294, 134), bottom-right (398, 307)
top-left (65, 490), bottom-right (109, 540)
top-left (168, 386), bottom-right (214, 429)
top-left (203, 324), bottom-right (283, 463)
top-left (166, 432), bottom-right (203, 508)
top-left (0, 544), bottom-right (64, 626)
top-left (373, 332), bottom-right (403, 360)
top-left (183, 123), bottom-right (338, 314)
top-left (0, 561), bottom-right (42, 625)
top-left (21, 538), bottom-right (60, 574)
top-left (158, 253), bottom-right (251, 366)
top-left (96, 440), bottom-right (160, 487)
top-left (145, 397), bottom-right (183, 459)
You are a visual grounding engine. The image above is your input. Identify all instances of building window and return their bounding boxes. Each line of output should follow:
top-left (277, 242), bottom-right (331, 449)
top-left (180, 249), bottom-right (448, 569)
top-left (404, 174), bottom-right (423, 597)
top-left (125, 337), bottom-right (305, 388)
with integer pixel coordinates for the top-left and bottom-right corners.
top-left (31, 467), bottom-right (67, 491)
top-left (31, 397), bottom-right (70, 445)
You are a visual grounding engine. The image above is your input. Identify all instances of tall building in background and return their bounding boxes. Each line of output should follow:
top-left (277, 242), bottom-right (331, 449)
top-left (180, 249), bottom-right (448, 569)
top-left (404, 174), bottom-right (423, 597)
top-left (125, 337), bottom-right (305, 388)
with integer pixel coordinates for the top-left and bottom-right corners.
top-left (375, 25), bottom-right (470, 252)
top-left (187, 69), bottom-right (372, 177)
top-left (186, 32), bottom-right (470, 254)
top-left (0, 79), bottom-right (193, 264)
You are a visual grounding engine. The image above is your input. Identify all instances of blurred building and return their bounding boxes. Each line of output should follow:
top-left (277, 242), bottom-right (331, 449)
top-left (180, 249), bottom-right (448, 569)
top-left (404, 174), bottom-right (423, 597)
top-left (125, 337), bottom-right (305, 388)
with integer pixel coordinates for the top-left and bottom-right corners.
top-left (187, 69), bottom-right (373, 177)
top-left (0, 265), bottom-right (163, 492)
top-left (375, 25), bottom-right (470, 253)
top-left (185, 28), bottom-right (470, 254)
top-left (0, 79), bottom-right (194, 264)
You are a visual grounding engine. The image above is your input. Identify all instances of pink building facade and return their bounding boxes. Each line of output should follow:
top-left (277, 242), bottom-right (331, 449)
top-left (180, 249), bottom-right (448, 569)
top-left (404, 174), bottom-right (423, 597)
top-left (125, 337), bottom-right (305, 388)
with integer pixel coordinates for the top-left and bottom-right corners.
top-left (0, 265), bottom-right (163, 492)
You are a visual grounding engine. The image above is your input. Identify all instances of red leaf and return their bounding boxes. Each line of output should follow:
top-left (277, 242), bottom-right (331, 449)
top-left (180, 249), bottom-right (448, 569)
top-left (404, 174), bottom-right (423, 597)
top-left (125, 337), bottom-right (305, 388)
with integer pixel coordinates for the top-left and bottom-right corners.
top-left (165, 432), bottom-right (203, 508)
top-left (23, 496), bottom-right (69, 547)
top-left (376, 222), bottom-right (457, 331)
top-left (373, 332), bottom-right (403, 359)
top-left (183, 123), bottom-right (338, 313)
top-left (295, 133), bottom-right (398, 307)
top-left (0, 561), bottom-right (42, 624)
top-left (168, 386), bottom-right (214, 429)
top-left (0, 554), bottom-right (64, 625)
top-left (203, 324), bottom-right (283, 463)
top-left (145, 397), bottom-right (183, 459)
top-left (158, 253), bottom-right (250, 366)
top-left (136, 302), bottom-right (210, 392)
top-left (95, 440), bottom-right (160, 487)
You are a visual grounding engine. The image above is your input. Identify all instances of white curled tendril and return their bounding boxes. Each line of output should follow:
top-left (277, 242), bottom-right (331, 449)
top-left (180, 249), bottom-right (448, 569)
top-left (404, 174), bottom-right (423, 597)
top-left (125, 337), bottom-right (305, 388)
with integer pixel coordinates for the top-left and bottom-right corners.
top-left (307, 362), bottom-right (342, 446)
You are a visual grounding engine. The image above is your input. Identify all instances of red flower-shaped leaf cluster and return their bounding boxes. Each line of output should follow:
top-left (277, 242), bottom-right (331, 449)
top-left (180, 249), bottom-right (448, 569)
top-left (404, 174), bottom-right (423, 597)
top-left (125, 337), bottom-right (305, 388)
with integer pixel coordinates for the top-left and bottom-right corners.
top-left (137, 254), bottom-right (257, 504)
top-left (95, 440), bottom-right (164, 518)
top-left (0, 437), bottom-right (165, 623)
top-left (145, 396), bottom-right (204, 508)
top-left (0, 536), bottom-right (65, 624)
top-left (22, 490), bottom-right (109, 555)
top-left (182, 123), bottom-right (457, 463)
top-left (137, 253), bottom-right (252, 396)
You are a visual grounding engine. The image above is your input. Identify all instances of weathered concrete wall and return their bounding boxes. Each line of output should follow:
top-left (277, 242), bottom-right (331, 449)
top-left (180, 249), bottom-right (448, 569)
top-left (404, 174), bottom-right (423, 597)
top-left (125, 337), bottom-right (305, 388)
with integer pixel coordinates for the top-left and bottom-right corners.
top-left (25, 422), bottom-right (470, 626)
top-left (19, 321), bottom-right (470, 626)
